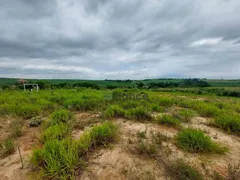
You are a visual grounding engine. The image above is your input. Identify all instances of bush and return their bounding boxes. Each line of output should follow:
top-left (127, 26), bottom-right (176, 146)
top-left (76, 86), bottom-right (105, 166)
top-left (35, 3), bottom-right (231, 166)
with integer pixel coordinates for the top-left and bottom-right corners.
top-left (176, 128), bottom-right (228, 153)
top-left (0, 138), bottom-right (15, 158)
top-left (214, 114), bottom-right (240, 134)
top-left (125, 107), bottom-right (152, 121)
top-left (157, 115), bottom-right (180, 127)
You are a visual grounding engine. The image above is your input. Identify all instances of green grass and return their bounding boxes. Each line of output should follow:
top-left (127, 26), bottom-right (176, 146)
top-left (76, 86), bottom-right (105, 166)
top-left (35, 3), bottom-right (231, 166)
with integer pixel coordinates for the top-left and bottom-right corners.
top-left (176, 128), bottom-right (228, 153)
top-left (156, 115), bottom-right (181, 127)
top-left (104, 105), bottom-right (125, 118)
top-left (214, 113), bottom-right (240, 134)
top-left (31, 121), bottom-right (118, 179)
top-left (40, 123), bottom-right (72, 142)
top-left (50, 109), bottom-right (73, 126)
top-left (125, 107), bottom-right (152, 121)
top-left (173, 109), bottom-right (197, 123)
top-left (0, 138), bottom-right (15, 158)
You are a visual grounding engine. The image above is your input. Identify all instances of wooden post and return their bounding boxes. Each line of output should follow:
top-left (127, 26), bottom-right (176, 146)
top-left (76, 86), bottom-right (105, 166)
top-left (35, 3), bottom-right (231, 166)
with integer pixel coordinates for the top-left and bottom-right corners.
top-left (17, 142), bottom-right (24, 169)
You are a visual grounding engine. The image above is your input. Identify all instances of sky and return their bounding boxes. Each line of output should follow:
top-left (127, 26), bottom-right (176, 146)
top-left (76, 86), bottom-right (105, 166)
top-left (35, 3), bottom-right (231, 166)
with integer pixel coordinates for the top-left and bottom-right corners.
top-left (0, 0), bottom-right (240, 80)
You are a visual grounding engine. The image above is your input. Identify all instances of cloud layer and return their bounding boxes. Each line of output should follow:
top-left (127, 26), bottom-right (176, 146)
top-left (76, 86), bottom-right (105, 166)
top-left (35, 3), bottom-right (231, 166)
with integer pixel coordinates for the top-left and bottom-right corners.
top-left (0, 0), bottom-right (240, 79)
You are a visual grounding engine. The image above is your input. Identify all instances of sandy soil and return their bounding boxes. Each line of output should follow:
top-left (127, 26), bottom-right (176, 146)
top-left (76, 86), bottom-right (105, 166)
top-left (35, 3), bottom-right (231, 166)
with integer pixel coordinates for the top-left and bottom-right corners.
top-left (0, 112), bottom-right (239, 180)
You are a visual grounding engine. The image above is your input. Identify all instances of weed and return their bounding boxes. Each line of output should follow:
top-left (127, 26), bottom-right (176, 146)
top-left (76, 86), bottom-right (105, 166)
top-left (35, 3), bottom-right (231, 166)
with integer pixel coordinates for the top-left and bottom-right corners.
top-left (176, 128), bottom-right (228, 153)
top-left (157, 115), bottom-right (180, 127)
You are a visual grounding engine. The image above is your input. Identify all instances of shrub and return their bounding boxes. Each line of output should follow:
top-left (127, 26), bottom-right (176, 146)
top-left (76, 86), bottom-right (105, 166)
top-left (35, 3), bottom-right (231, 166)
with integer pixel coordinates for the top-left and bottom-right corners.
top-left (125, 107), bottom-right (152, 121)
top-left (41, 123), bottom-right (71, 142)
top-left (0, 138), bottom-right (15, 158)
top-left (176, 128), bottom-right (228, 153)
top-left (157, 115), bottom-right (180, 127)
top-left (214, 114), bottom-right (240, 134)
top-left (104, 105), bottom-right (125, 118)
top-left (169, 159), bottom-right (203, 180)
top-left (50, 109), bottom-right (73, 126)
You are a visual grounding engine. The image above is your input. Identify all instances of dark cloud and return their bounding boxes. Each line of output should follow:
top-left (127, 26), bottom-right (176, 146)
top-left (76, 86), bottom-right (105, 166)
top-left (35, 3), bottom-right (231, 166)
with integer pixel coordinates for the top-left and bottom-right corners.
top-left (0, 0), bottom-right (240, 79)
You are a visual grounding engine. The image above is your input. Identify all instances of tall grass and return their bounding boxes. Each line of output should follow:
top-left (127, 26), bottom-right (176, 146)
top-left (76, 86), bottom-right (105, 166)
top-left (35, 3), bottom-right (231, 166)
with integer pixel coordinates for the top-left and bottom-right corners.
top-left (31, 121), bottom-right (118, 179)
top-left (156, 115), bottom-right (180, 127)
top-left (214, 113), bottom-right (240, 134)
top-left (125, 107), bottom-right (152, 122)
top-left (0, 138), bottom-right (15, 158)
top-left (176, 128), bottom-right (228, 153)
top-left (40, 123), bottom-right (71, 142)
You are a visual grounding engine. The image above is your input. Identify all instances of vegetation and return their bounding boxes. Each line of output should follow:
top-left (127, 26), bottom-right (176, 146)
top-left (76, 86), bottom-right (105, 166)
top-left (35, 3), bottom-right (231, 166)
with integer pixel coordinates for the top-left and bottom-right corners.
top-left (31, 120), bottom-right (118, 179)
top-left (156, 115), bottom-right (181, 127)
top-left (214, 113), bottom-right (240, 135)
top-left (168, 159), bottom-right (204, 180)
top-left (0, 138), bottom-right (15, 158)
top-left (176, 128), bottom-right (228, 153)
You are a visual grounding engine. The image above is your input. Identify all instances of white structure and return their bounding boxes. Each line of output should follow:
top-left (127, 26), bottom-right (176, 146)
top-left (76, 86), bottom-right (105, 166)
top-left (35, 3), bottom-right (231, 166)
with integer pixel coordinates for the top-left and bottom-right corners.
top-left (23, 84), bottom-right (39, 92)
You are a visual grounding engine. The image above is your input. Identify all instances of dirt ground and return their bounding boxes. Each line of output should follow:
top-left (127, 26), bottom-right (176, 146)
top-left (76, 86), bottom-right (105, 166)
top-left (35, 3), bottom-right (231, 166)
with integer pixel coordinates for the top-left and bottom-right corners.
top-left (0, 112), bottom-right (240, 180)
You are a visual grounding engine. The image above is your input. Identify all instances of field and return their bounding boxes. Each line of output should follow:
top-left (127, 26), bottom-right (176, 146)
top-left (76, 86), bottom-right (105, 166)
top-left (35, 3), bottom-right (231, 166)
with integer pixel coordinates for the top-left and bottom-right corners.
top-left (0, 88), bottom-right (240, 180)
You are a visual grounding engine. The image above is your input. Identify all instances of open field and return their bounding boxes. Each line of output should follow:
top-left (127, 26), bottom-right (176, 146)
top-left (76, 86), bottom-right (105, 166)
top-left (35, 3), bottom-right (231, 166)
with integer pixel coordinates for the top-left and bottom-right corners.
top-left (0, 89), bottom-right (240, 179)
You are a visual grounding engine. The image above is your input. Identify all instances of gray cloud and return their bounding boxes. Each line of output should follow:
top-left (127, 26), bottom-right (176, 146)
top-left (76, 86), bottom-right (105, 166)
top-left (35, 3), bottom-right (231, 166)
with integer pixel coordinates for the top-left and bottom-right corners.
top-left (0, 0), bottom-right (240, 79)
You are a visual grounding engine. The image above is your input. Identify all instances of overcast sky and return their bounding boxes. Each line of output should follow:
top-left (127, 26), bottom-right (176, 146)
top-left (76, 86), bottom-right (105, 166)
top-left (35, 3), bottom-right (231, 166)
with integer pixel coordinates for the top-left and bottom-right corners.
top-left (0, 0), bottom-right (240, 79)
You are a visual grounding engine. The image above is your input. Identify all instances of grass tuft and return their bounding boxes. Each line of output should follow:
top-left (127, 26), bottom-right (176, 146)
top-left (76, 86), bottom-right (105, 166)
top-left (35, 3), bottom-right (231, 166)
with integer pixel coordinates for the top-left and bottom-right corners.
top-left (125, 107), bottom-right (152, 121)
top-left (214, 113), bottom-right (240, 134)
top-left (176, 128), bottom-right (228, 153)
top-left (156, 115), bottom-right (180, 127)
top-left (168, 159), bottom-right (204, 180)
top-left (0, 137), bottom-right (15, 158)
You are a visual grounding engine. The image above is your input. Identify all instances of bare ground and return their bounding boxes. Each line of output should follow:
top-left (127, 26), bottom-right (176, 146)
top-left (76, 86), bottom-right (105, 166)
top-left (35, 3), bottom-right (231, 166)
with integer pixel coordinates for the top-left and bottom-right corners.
top-left (0, 112), bottom-right (239, 180)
